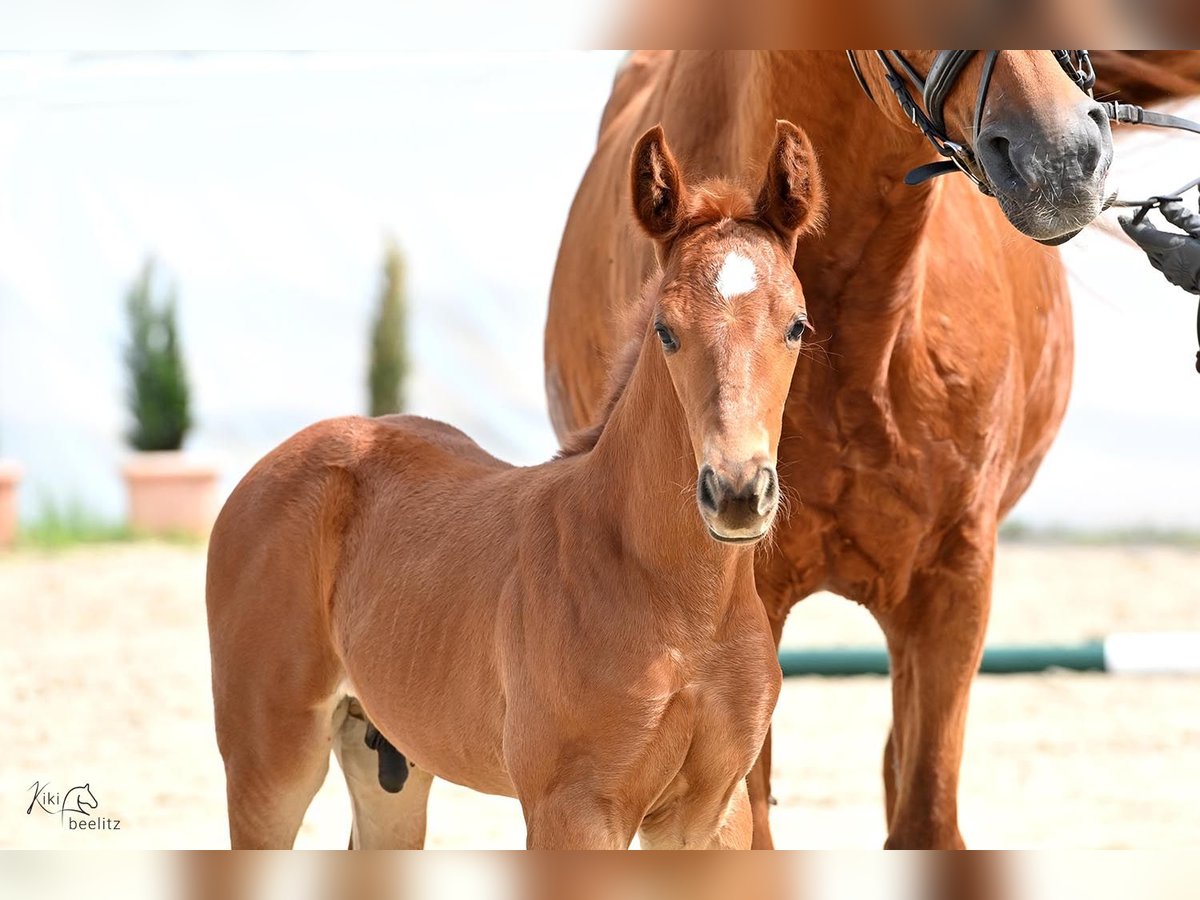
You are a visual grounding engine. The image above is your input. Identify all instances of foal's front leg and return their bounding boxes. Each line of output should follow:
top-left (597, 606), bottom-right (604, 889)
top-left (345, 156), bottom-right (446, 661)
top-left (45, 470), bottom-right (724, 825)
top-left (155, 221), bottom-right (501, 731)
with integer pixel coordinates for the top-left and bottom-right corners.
top-left (521, 786), bottom-right (639, 850)
top-left (875, 527), bottom-right (995, 849)
top-left (638, 779), bottom-right (754, 849)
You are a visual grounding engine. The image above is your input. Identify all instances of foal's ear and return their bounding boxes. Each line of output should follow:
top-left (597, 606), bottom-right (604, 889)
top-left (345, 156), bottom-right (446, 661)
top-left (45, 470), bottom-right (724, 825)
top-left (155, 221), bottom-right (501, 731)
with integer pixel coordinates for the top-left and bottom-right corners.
top-left (631, 124), bottom-right (687, 240)
top-left (756, 120), bottom-right (825, 242)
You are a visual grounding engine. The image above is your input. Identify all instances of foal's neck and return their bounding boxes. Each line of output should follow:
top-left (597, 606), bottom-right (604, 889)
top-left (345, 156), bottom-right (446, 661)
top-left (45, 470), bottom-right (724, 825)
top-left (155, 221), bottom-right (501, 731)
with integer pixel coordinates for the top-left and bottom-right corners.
top-left (582, 326), bottom-right (751, 590)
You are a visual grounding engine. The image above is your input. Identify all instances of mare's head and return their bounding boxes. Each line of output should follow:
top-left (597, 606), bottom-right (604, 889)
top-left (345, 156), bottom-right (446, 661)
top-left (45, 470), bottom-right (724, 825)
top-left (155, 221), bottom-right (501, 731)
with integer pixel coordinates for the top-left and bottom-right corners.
top-left (630, 120), bottom-right (825, 544)
top-left (864, 51), bottom-right (1113, 244)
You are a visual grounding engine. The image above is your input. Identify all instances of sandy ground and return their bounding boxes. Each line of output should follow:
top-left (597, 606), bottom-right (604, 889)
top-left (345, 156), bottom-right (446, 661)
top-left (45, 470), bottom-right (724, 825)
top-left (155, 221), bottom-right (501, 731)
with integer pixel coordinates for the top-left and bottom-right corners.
top-left (1, 542), bottom-right (1198, 849)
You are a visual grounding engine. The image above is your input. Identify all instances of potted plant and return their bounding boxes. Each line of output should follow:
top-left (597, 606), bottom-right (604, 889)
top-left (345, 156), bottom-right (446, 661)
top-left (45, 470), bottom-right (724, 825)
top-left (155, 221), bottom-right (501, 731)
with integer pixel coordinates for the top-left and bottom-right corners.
top-left (120, 259), bottom-right (216, 538)
top-left (0, 448), bottom-right (19, 548)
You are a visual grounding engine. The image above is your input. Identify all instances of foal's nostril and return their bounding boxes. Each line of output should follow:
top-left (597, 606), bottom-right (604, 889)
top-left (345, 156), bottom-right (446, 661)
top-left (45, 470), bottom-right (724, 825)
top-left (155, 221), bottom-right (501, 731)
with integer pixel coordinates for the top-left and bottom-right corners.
top-left (754, 466), bottom-right (779, 516)
top-left (698, 465), bottom-right (720, 514)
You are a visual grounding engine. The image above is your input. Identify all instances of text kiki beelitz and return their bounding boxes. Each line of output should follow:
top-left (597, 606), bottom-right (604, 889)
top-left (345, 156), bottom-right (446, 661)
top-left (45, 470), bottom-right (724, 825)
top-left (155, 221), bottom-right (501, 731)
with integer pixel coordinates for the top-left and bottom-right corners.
top-left (27, 781), bottom-right (121, 831)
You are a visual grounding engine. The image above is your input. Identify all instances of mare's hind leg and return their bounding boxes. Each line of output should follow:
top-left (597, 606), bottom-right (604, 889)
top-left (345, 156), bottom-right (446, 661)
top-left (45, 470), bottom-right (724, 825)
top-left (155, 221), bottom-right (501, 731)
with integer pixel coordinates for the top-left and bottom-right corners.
top-left (334, 699), bottom-right (435, 849)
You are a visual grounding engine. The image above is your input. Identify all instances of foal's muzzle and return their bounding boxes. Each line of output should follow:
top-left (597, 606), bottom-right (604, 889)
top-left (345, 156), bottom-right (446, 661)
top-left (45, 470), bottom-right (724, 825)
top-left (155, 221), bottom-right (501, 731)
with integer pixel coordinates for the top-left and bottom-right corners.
top-left (697, 462), bottom-right (779, 543)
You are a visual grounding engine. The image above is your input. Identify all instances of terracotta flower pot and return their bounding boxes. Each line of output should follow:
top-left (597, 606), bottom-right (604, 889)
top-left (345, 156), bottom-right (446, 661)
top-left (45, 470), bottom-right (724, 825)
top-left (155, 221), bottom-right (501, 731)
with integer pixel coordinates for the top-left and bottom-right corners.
top-left (123, 451), bottom-right (218, 538)
top-left (0, 460), bottom-right (20, 549)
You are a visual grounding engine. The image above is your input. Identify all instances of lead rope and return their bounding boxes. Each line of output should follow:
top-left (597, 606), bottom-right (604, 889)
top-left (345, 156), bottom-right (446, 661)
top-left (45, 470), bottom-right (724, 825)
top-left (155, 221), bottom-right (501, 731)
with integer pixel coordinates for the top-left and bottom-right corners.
top-left (1103, 123), bottom-right (1200, 374)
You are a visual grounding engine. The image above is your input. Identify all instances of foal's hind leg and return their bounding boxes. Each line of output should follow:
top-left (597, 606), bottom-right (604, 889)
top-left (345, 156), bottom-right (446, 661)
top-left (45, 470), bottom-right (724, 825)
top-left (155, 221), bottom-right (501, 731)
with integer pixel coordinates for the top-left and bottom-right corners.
top-left (333, 699), bottom-right (435, 849)
top-left (220, 697), bottom-right (338, 849)
top-left (210, 579), bottom-right (345, 848)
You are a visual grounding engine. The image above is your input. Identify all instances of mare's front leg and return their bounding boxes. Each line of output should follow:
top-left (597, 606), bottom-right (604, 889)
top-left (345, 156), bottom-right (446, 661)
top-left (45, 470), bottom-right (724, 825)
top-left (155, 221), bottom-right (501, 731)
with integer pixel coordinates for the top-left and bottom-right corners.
top-left (875, 523), bottom-right (995, 849)
top-left (746, 568), bottom-right (793, 849)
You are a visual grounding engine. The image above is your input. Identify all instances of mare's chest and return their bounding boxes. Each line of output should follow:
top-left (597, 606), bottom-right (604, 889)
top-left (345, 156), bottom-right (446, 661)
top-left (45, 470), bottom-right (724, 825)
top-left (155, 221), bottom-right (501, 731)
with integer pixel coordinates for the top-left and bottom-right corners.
top-left (766, 312), bottom-right (1026, 608)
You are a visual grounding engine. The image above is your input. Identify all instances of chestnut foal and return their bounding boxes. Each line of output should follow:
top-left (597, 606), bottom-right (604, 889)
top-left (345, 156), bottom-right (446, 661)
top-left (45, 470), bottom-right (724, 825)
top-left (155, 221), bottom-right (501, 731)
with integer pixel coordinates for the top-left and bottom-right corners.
top-left (205, 120), bottom-right (824, 849)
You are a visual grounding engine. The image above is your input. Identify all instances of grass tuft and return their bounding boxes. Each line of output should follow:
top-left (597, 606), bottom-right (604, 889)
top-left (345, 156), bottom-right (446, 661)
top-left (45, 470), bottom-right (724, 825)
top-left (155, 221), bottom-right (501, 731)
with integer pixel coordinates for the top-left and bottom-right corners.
top-left (16, 495), bottom-right (132, 549)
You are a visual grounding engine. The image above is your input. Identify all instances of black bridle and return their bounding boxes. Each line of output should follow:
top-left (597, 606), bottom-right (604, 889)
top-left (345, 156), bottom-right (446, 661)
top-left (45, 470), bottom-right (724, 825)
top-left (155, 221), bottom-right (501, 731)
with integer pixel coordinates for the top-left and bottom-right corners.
top-left (849, 49), bottom-right (1200, 373)
top-left (846, 50), bottom-right (1095, 195)
top-left (846, 49), bottom-right (1200, 215)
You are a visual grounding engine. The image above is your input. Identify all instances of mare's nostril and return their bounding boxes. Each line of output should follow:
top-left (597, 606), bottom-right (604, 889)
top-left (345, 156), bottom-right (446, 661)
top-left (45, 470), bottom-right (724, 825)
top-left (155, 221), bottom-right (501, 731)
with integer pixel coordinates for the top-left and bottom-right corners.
top-left (1004, 138), bottom-right (1045, 190)
top-left (1082, 103), bottom-right (1111, 176)
top-left (698, 466), bottom-right (720, 514)
top-left (977, 132), bottom-right (1022, 192)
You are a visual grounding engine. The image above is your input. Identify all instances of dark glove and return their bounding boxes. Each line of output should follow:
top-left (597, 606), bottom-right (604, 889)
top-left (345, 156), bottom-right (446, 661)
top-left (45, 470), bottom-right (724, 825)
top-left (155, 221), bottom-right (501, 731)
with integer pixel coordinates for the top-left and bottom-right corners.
top-left (1119, 200), bottom-right (1200, 296)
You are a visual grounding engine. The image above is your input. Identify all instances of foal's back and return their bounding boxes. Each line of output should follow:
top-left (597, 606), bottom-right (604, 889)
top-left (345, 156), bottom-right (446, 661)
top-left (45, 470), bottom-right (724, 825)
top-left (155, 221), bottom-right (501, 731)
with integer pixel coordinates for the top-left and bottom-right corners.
top-left (208, 413), bottom-right (515, 600)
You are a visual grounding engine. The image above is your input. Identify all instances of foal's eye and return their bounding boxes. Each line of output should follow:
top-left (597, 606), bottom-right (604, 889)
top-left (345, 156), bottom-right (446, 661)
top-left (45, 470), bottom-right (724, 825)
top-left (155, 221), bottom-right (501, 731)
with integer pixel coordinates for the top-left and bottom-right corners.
top-left (655, 323), bottom-right (679, 353)
top-left (786, 316), bottom-right (808, 346)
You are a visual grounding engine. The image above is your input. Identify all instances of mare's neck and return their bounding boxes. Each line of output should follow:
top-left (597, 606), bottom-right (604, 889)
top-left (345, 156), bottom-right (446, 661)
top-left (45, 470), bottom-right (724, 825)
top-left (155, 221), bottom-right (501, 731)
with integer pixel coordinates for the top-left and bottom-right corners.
top-left (751, 52), bottom-right (945, 368)
top-left (581, 326), bottom-right (751, 593)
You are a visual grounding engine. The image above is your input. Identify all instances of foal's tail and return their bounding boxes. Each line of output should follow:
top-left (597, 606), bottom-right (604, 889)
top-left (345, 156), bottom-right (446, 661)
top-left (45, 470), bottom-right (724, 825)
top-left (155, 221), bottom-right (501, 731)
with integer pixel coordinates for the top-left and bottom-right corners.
top-left (1092, 51), bottom-right (1200, 107)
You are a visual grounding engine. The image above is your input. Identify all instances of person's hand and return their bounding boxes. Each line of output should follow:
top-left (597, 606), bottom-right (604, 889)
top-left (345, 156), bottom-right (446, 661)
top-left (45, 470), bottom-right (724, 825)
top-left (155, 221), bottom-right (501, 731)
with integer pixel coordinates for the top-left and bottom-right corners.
top-left (1119, 199), bottom-right (1200, 296)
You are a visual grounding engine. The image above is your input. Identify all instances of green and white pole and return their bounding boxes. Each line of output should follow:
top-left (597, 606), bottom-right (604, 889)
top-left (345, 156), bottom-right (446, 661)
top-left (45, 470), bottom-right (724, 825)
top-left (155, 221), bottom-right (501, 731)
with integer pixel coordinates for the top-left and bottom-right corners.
top-left (778, 632), bottom-right (1200, 677)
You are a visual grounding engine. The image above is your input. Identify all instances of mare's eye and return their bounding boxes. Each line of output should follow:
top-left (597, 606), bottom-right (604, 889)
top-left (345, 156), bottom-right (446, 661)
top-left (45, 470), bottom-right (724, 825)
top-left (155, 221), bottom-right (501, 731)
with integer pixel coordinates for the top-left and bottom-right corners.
top-left (786, 316), bottom-right (808, 346)
top-left (655, 323), bottom-right (679, 353)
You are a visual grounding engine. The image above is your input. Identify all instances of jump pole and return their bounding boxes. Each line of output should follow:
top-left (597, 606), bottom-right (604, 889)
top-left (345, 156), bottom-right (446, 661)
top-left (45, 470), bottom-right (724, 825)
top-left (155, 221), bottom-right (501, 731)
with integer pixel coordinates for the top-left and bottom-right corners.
top-left (778, 632), bottom-right (1200, 677)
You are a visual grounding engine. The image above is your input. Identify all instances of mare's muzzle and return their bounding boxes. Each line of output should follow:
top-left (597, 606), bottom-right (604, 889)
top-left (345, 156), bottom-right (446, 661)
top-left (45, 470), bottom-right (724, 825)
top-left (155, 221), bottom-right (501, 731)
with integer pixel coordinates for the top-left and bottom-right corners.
top-left (977, 99), bottom-right (1113, 243)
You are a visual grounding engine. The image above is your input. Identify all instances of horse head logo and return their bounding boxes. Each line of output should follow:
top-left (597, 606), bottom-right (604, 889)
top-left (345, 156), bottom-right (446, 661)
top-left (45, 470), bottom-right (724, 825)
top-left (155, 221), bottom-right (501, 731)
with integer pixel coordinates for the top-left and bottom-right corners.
top-left (60, 784), bottom-right (98, 822)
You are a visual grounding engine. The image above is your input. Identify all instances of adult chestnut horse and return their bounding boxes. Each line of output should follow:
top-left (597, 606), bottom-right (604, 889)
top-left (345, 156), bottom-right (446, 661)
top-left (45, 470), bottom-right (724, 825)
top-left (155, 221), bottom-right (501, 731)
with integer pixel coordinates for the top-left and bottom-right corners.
top-left (207, 121), bottom-right (825, 849)
top-left (546, 51), bottom-right (1200, 849)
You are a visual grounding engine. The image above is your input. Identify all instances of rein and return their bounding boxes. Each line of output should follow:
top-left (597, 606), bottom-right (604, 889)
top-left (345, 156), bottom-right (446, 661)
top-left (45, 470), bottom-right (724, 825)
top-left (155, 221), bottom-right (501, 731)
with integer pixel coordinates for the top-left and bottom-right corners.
top-left (847, 50), bottom-right (1004, 193)
top-left (848, 49), bottom-right (1200, 373)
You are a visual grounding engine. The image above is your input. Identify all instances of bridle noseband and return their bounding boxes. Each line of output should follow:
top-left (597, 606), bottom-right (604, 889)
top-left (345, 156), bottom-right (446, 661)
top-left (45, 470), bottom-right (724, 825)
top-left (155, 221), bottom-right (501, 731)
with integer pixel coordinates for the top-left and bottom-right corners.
top-left (846, 50), bottom-right (1095, 195)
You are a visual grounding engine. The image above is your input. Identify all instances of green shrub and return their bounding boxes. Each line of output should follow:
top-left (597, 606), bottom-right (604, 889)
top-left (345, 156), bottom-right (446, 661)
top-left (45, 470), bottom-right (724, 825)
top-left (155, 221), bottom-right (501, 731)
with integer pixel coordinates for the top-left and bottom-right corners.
top-left (367, 240), bottom-right (410, 417)
top-left (124, 259), bottom-right (192, 451)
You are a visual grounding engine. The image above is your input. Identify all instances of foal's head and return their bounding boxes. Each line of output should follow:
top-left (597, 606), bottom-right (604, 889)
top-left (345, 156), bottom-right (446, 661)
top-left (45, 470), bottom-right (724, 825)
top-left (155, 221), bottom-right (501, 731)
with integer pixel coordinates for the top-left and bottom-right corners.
top-left (630, 120), bottom-right (824, 544)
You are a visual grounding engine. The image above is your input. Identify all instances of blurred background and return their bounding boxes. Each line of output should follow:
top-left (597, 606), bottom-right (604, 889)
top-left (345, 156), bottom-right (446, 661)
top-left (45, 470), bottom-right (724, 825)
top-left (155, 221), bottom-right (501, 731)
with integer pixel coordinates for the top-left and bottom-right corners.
top-left (1, 51), bottom-right (1198, 532)
top-left (1, 50), bottom-right (1198, 851)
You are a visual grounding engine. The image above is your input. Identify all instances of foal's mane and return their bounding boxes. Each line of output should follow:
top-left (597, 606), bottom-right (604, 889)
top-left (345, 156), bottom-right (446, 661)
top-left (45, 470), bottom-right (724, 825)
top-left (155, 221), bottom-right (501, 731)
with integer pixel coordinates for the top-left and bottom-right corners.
top-left (557, 178), bottom-right (760, 458)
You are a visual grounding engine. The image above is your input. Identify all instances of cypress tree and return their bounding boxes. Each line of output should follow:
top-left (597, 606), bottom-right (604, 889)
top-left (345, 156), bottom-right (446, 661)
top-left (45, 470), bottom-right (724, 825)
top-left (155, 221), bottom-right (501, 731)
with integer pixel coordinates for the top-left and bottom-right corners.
top-left (368, 240), bottom-right (410, 417)
top-left (124, 259), bottom-right (192, 451)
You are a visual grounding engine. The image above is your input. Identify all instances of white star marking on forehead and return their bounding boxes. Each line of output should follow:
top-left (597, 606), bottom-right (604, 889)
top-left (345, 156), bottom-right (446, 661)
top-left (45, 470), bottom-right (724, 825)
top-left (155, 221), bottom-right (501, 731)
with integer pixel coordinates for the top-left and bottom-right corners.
top-left (715, 251), bottom-right (757, 301)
